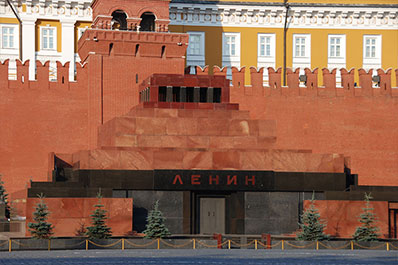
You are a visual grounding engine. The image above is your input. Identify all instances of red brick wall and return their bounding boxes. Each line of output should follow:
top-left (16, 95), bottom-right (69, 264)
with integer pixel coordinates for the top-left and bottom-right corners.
top-left (228, 66), bottom-right (398, 186)
top-left (26, 198), bottom-right (133, 237)
top-left (304, 200), bottom-right (389, 238)
top-left (0, 61), bottom-right (89, 216)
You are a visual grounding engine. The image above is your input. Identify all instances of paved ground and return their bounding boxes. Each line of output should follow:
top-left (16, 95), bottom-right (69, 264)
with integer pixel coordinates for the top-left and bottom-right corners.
top-left (0, 249), bottom-right (397, 264)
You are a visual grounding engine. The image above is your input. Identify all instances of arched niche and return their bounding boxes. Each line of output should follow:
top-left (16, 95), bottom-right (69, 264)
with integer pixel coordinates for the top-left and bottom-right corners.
top-left (140, 12), bottom-right (156, 32)
top-left (111, 10), bottom-right (128, 30)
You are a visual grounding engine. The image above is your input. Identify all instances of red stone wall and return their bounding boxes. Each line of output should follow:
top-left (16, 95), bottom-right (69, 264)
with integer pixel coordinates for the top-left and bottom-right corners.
top-left (0, 60), bottom-right (89, 216)
top-left (0, 29), bottom-right (188, 216)
top-left (26, 198), bottom-right (133, 237)
top-left (304, 200), bottom-right (389, 238)
top-left (223, 66), bottom-right (398, 186)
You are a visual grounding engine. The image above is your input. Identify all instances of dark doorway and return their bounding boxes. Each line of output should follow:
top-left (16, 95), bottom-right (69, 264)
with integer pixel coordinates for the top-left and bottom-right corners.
top-left (389, 208), bottom-right (398, 238)
top-left (112, 10), bottom-right (127, 30)
top-left (140, 12), bottom-right (156, 32)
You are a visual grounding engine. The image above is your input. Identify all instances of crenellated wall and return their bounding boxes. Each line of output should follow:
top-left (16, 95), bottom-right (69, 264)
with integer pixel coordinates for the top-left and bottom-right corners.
top-left (0, 59), bottom-right (89, 90)
top-left (197, 66), bottom-right (398, 187)
top-left (0, 59), bottom-right (90, 216)
top-left (1, 56), bottom-right (398, 217)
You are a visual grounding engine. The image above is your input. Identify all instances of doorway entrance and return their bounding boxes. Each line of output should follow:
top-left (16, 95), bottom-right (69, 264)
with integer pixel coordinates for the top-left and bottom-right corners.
top-left (389, 208), bottom-right (398, 238)
top-left (199, 197), bottom-right (225, 234)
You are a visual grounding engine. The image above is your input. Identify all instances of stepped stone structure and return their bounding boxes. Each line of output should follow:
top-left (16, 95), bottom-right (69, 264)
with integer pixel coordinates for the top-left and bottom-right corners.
top-left (0, 0), bottom-right (397, 238)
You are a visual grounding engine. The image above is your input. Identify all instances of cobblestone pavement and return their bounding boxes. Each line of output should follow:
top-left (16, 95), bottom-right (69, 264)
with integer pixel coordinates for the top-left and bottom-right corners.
top-left (0, 249), bottom-right (397, 264)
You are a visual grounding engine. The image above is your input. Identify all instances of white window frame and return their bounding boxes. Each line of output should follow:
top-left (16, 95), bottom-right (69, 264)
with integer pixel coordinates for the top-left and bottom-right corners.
top-left (222, 32), bottom-right (241, 79)
top-left (363, 35), bottom-right (382, 70)
top-left (40, 26), bottom-right (57, 51)
top-left (292, 34), bottom-right (311, 74)
top-left (327, 35), bottom-right (346, 85)
top-left (0, 24), bottom-right (19, 50)
top-left (328, 34), bottom-right (346, 64)
top-left (186, 31), bottom-right (205, 72)
top-left (257, 33), bottom-right (276, 83)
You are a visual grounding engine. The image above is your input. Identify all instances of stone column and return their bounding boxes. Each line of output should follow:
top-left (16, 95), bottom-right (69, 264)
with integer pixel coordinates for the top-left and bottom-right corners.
top-left (21, 17), bottom-right (37, 80)
top-left (166, 86), bottom-right (173, 102)
top-left (61, 19), bottom-right (76, 81)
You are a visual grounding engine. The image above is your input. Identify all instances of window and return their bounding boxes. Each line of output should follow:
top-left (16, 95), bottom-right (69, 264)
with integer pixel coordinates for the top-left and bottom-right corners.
top-left (222, 33), bottom-right (241, 79)
top-left (188, 32), bottom-right (204, 56)
top-left (2, 27), bottom-right (15, 49)
top-left (292, 34), bottom-right (311, 73)
top-left (328, 35), bottom-right (346, 85)
top-left (41, 27), bottom-right (56, 50)
top-left (186, 32), bottom-right (205, 72)
top-left (330, 38), bottom-right (340, 57)
top-left (257, 33), bottom-right (276, 83)
top-left (0, 24), bottom-right (18, 50)
top-left (224, 35), bottom-right (237, 56)
top-left (363, 35), bottom-right (381, 70)
top-left (365, 37), bottom-right (376, 58)
top-left (328, 35), bottom-right (346, 59)
top-left (295, 37), bottom-right (306, 57)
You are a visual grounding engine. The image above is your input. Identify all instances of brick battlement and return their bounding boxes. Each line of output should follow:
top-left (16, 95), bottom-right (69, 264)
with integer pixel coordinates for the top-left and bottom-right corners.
top-left (196, 66), bottom-right (398, 98)
top-left (0, 59), bottom-right (88, 91)
top-left (78, 29), bottom-right (188, 62)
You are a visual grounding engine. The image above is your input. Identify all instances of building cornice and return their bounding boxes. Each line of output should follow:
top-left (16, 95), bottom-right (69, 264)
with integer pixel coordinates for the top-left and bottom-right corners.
top-left (0, 0), bottom-right (92, 21)
top-left (169, 1), bottom-right (398, 29)
top-left (171, 0), bottom-right (398, 9)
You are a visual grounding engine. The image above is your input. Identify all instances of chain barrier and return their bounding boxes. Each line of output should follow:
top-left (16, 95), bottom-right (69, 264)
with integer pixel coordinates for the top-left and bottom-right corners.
top-left (229, 240), bottom-right (256, 248)
top-left (389, 243), bottom-right (398, 250)
top-left (196, 240), bottom-right (229, 248)
top-left (318, 241), bottom-right (351, 250)
top-left (124, 239), bottom-right (157, 248)
top-left (87, 239), bottom-right (122, 248)
top-left (353, 242), bottom-right (387, 250)
top-left (257, 240), bottom-right (282, 249)
top-left (64, 240), bottom-right (86, 248)
top-left (284, 241), bottom-right (316, 249)
top-left (160, 239), bottom-right (194, 248)
top-left (9, 240), bottom-right (31, 248)
top-left (4, 238), bottom-right (398, 251)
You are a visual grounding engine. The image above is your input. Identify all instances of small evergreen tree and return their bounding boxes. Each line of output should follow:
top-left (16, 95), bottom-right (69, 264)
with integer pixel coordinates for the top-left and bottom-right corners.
top-left (28, 193), bottom-right (53, 239)
top-left (86, 190), bottom-right (112, 239)
top-left (0, 175), bottom-right (10, 219)
top-left (353, 192), bottom-right (380, 241)
top-left (143, 200), bottom-right (171, 238)
top-left (296, 192), bottom-right (329, 241)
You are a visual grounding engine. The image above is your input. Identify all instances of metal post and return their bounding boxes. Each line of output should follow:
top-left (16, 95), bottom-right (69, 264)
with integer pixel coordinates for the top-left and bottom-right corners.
top-left (283, 0), bottom-right (290, 87)
top-left (316, 240), bottom-right (319, 250)
top-left (350, 241), bottom-right (354, 250)
top-left (282, 240), bottom-right (284, 250)
top-left (5, 0), bottom-right (22, 61)
top-left (255, 239), bottom-right (258, 250)
top-left (157, 238), bottom-right (160, 249)
top-left (228, 240), bottom-right (231, 249)
top-left (86, 239), bottom-right (88, 250)
top-left (387, 242), bottom-right (389, 251)
top-left (9, 239), bottom-right (11, 252)
top-left (193, 239), bottom-right (195, 249)
top-left (122, 238), bottom-right (125, 250)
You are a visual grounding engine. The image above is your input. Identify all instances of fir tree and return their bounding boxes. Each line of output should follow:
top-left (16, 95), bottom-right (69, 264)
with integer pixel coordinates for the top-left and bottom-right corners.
top-left (0, 175), bottom-right (10, 219)
top-left (296, 192), bottom-right (329, 241)
top-left (28, 193), bottom-right (54, 239)
top-left (86, 190), bottom-right (112, 239)
top-left (353, 192), bottom-right (380, 242)
top-left (143, 200), bottom-right (171, 238)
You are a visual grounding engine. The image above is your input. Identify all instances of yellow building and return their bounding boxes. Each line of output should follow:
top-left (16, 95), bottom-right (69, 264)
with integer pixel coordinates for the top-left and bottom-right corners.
top-left (0, 0), bottom-right (397, 85)
top-left (169, 0), bottom-right (398, 85)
